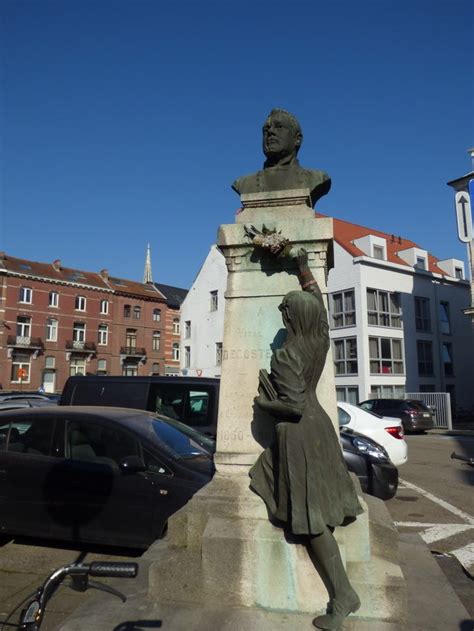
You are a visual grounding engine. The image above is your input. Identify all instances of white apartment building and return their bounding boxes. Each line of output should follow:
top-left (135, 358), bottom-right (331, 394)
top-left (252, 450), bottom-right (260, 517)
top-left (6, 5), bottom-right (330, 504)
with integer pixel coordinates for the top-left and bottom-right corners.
top-left (328, 216), bottom-right (473, 411)
top-left (180, 245), bottom-right (226, 377)
top-left (180, 218), bottom-right (474, 414)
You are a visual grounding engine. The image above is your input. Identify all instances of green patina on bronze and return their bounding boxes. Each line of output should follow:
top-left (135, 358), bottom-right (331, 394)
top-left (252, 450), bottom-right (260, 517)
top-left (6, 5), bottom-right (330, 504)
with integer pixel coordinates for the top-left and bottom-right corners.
top-left (249, 266), bottom-right (363, 536)
top-left (247, 244), bottom-right (363, 629)
top-left (232, 109), bottom-right (331, 208)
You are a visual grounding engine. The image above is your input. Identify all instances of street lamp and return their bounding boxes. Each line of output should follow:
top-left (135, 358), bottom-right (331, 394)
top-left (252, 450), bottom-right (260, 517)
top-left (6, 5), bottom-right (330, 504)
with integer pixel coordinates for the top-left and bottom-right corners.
top-left (447, 148), bottom-right (474, 317)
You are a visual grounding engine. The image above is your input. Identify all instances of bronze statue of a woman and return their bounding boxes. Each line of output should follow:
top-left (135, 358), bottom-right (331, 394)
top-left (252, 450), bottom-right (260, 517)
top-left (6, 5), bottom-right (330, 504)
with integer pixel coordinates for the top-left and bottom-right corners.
top-left (249, 248), bottom-right (363, 630)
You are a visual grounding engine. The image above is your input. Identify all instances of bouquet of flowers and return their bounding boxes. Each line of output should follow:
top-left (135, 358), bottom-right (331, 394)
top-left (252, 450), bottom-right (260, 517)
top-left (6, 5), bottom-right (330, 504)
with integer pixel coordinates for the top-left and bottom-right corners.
top-left (244, 224), bottom-right (293, 257)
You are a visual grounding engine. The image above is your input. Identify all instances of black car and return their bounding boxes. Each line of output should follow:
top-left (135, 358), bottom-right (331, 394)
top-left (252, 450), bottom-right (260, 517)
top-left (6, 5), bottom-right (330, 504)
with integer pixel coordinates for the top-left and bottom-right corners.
top-left (0, 406), bottom-right (214, 549)
top-left (359, 398), bottom-right (435, 433)
top-left (340, 429), bottom-right (398, 500)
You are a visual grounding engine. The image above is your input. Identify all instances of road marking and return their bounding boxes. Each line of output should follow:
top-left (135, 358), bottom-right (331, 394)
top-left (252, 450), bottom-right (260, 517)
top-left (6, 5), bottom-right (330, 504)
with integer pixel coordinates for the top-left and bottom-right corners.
top-left (399, 478), bottom-right (474, 525)
top-left (450, 542), bottom-right (474, 572)
top-left (394, 522), bottom-right (474, 543)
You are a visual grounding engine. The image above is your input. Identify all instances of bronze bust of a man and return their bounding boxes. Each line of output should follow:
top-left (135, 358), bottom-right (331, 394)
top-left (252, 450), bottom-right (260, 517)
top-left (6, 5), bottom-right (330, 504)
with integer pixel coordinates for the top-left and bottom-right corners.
top-left (232, 109), bottom-right (331, 208)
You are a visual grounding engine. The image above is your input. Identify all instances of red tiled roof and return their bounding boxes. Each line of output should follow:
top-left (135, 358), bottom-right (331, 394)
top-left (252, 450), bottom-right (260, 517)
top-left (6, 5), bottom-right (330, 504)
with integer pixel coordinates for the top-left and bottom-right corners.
top-left (0, 253), bottom-right (166, 300)
top-left (316, 213), bottom-right (447, 276)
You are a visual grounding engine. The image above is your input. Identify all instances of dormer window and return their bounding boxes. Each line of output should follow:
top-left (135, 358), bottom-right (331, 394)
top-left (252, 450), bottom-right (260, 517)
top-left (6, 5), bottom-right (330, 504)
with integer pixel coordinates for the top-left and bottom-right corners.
top-left (353, 235), bottom-right (386, 261)
top-left (455, 267), bottom-right (463, 279)
top-left (373, 245), bottom-right (384, 260)
top-left (415, 257), bottom-right (426, 270)
top-left (397, 246), bottom-right (428, 271)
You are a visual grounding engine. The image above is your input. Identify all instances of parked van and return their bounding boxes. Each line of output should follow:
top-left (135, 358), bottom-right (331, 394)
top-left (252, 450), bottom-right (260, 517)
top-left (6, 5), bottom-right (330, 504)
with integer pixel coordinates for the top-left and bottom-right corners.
top-left (60, 376), bottom-right (220, 436)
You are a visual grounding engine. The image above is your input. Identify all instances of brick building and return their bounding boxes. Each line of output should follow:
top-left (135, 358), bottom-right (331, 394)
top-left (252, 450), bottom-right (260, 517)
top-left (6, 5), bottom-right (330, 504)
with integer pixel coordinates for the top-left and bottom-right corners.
top-left (154, 283), bottom-right (188, 375)
top-left (0, 253), bottom-right (186, 392)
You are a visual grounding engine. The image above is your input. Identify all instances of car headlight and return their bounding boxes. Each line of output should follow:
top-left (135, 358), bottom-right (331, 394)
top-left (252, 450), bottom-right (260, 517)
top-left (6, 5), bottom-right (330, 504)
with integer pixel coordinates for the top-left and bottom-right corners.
top-left (352, 436), bottom-right (390, 462)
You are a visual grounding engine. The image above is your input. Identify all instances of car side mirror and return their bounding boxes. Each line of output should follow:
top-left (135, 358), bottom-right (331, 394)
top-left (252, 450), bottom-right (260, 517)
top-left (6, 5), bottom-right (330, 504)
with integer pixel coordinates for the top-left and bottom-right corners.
top-left (119, 455), bottom-right (146, 474)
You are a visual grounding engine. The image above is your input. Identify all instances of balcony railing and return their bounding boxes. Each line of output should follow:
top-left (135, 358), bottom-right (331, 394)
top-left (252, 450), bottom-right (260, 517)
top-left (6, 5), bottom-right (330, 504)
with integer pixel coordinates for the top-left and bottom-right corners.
top-left (7, 335), bottom-right (43, 350)
top-left (65, 340), bottom-right (97, 353)
top-left (120, 346), bottom-right (146, 357)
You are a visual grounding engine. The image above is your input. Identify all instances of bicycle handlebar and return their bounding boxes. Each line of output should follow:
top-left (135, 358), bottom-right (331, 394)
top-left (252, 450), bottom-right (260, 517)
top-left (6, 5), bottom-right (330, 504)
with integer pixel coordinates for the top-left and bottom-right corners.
top-left (88, 561), bottom-right (138, 578)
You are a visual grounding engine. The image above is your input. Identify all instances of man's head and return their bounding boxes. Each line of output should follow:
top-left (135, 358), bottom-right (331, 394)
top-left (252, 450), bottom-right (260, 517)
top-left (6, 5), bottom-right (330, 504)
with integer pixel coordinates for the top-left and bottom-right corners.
top-left (262, 109), bottom-right (303, 163)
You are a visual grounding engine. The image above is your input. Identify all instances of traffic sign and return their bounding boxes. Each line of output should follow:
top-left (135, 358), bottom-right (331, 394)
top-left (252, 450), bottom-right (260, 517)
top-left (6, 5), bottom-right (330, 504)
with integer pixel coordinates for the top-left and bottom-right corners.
top-left (455, 190), bottom-right (472, 243)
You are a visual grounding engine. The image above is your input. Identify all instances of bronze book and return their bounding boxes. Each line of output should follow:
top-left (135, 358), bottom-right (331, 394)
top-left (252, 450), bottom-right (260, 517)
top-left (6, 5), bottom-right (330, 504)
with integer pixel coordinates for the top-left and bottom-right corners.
top-left (259, 369), bottom-right (278, 401)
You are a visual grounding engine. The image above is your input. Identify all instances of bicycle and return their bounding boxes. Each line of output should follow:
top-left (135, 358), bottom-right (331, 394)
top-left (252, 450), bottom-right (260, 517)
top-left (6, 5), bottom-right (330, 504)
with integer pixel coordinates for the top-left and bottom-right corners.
top-left (1, 559), bottom-right (138, 631)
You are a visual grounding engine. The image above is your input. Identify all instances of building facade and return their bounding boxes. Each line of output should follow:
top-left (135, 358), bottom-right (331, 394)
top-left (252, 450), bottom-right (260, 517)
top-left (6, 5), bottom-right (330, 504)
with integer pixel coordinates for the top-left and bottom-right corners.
top-left (0, 253), bottom-right (186, 392)
top-left (179, 219), bottom-right (474, 415)
top-left (154, 283), bottom-right (188, 376)
top-left (179, 245), bottom-right (226, 378)
top-left (327, 217), bottom-right (473, 411)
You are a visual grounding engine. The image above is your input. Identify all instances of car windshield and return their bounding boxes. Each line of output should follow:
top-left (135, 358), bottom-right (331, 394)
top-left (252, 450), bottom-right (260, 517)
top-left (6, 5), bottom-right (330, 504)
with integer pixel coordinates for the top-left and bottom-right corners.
top-left (151, 418), bottom-right (211, 459)
top-left (160, 416), bottom-right (215, 453)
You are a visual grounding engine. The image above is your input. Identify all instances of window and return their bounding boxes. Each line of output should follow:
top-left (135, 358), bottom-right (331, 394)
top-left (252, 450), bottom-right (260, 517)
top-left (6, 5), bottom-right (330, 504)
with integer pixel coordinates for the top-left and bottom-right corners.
top-left (373, 245), bottom-right (384, 260)
top-left (11, 353), bottom-right (31, 383)
top-left (333, 338), bottom-right (358, 375)
top-left (153, 308), bottom-right (161, 322)
top-left (369, 337), bottom-right (404, 374)
top-left (4, 415), bottom-right (55, 455)
top-left (67, 420), bottom-right (140, 466)
top-left (331, 290), bottom-right (355, 328)
top-left (97, 359), bottom-right (107, 375)
top-left (19, 286), bottom-right (32, 303)
top-left (442, 343), bottom-right (454, 376)
top-left (152, 331), bottom-right (161, 351)
top-left (185, 320), bottom-right (191, 338)
top-left (184, 346), bottom-right (191, 368)
top-left (16, 316), bottom-right (31, 338)
top-left (100, 299), bottom-right (109, 315)
top-left (73, 322), bottom-right (86, 343)
top-left (151, 362), bottom-right (160, 375)
top-left (172, 318), bottom-right (180, 335)
top-left (336, 386), bottom-right (359, 405)
top-left (417, 340), bottom-right (434, 376)
top-left (172, 343), bottom-right (180, 361)
top-left (98, 324), bottom-right (108, 346)
top-left (419, 384), bottom-right (435, 393)
top-left (133, 306), bottom-right (141, 319)
top-left (415, 256), bottom-right (426, 270)
top-left (455, 267), bottom-right (463, 279)
top-left (125, 329), bottom-right (137, 349)
top-left (367, 289), bottom-right (401, 327)
top-left (414, 297), bottom-right (431, 332)
top-left (439, 302), bottom-right (451, 335)
top-left (210, 290), bottom-right (218, 312)
top-left (49, 291), bottom-right (59, 307)
top-left (46, 318), bottom-right (58, 342)
top-left (69, 357), bottom-right (86, 376)
top-left (124, 304), bottom-right (131, 318)
top-left (45, 356), bottom-right (55, 369)
top-left (122, 361), bottom-right (138, 377)
top-left (216, 342), bottom-right (223, 366)
top-left (369, 385), bottom-right (405, 399)
top-left (75, 295), bottom-right (86, 311)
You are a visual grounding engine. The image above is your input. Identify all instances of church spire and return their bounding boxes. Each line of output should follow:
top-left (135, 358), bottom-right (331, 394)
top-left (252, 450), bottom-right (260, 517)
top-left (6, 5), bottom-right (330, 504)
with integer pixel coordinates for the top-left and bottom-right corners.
top-left (143, 243), bottom-right (153, 284)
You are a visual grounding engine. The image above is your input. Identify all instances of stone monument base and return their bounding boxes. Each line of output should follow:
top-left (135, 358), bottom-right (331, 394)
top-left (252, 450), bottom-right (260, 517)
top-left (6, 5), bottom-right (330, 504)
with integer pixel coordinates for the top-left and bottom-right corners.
top-left (147, 470), bottom-right (407, 625)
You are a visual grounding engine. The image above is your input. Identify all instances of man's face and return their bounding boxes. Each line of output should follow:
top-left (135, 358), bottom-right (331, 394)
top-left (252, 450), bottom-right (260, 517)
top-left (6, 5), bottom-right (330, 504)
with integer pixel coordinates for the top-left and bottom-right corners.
top-left (262, 114), bottom-right (300, 161)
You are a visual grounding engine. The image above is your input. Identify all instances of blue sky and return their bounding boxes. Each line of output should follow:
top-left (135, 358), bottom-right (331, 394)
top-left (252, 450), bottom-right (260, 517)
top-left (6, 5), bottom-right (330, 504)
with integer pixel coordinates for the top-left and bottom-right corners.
top-left (1, 0), bottom-right (473, 289)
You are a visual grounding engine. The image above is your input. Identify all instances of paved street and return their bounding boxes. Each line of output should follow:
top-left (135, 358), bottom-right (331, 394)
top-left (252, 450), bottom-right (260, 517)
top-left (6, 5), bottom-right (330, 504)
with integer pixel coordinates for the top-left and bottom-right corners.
top-left (0, 432), bottom-right (472, 630)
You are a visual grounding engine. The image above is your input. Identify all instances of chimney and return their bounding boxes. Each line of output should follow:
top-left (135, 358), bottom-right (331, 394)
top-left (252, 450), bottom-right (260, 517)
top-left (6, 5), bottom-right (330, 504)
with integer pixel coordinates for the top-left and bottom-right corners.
top-left (52, 259), bottom-right (61, 271)
top-left (100, 269), bottom-right (109, 281)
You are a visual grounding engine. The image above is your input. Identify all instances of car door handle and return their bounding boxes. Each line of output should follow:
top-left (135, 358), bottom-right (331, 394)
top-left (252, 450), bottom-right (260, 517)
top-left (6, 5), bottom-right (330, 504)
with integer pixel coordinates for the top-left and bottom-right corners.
top-left (159, 489), bottom-right (168, 495)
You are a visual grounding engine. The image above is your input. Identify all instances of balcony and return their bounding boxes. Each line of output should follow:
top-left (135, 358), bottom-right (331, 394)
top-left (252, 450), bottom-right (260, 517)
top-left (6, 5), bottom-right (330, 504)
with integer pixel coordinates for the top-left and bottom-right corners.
top-left (65, 340), bottom-right (97, 353)
top-left (7, 335), bottom-right (44, 350)
top-left (120, 346), bottom-right (146, 357)
top-left (120, 346), bottom-right (147, 364)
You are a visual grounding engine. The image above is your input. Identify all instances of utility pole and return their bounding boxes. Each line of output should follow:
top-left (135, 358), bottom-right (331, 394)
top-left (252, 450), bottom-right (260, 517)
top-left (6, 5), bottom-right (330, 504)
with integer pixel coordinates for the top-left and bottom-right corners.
top-left (447, 148), bottom-right (474, 318)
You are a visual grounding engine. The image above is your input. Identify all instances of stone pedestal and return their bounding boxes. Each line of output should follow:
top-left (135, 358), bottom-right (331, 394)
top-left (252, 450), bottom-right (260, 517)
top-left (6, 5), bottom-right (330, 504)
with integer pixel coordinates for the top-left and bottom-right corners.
top-left (147, 190), bottom-right (406, 625)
